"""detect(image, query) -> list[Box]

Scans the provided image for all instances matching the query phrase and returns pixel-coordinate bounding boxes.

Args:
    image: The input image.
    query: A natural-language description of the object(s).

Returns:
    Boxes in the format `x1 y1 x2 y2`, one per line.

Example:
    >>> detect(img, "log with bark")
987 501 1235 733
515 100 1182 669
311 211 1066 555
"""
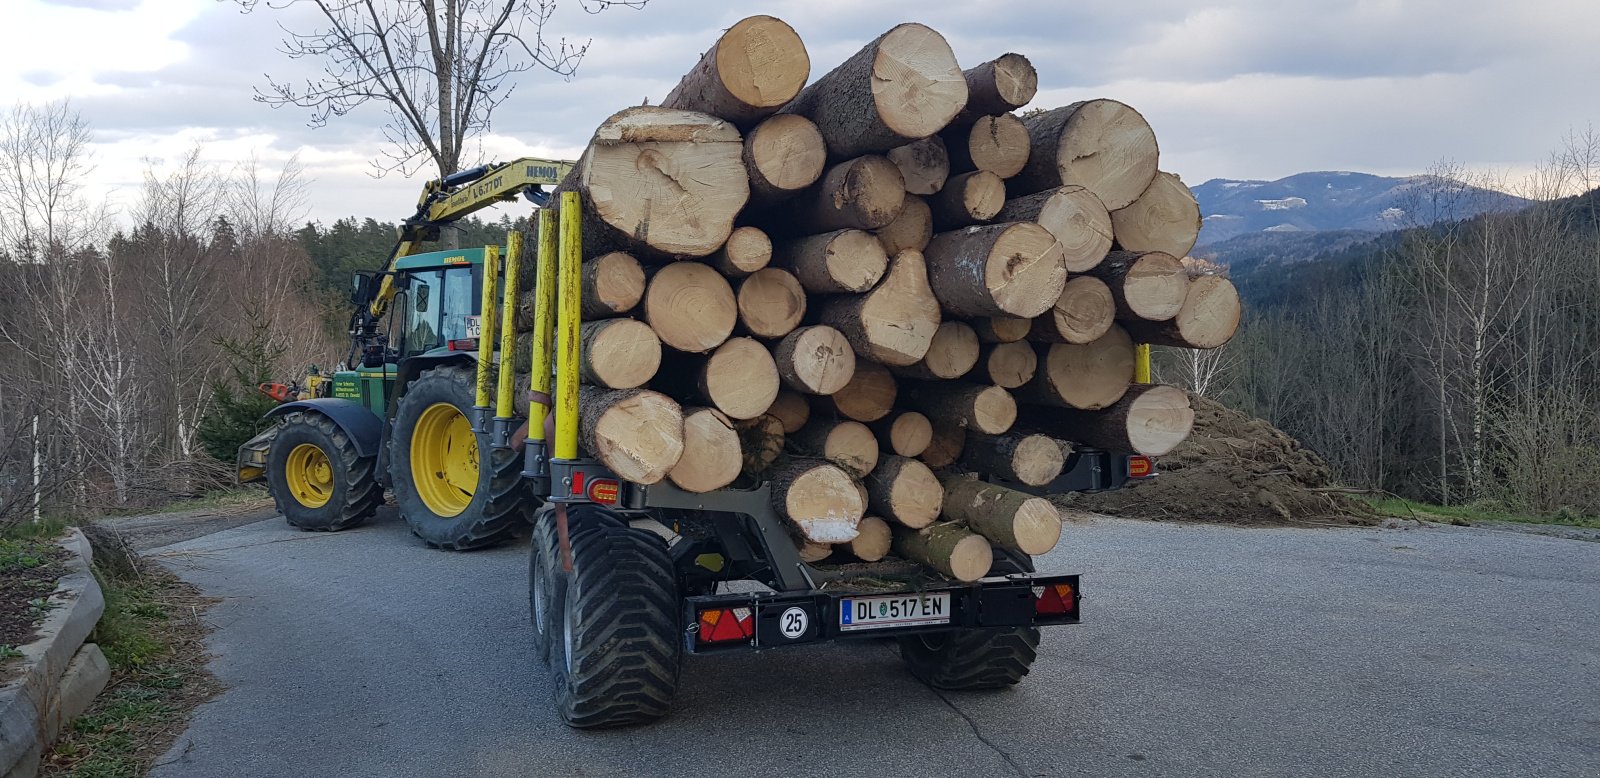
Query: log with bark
735 413 785 477
1050 383 1194 456
743 114 828 204
578 318 662 390
994 185 1113 273
893 523 992 582
1030 275 1116 345
1011 100 1159 210
710 226 773 278
928 171 1007 229
864 455 944 528
578 386 685 485
889 320 979 381
1121 274 1241 349
886 136 950 195
977 340 1037 389
1087 250 1189 323
951 53 1037 124
957 431 1065 487
795 155 907 233
817 250 941 367
580 251 647 319
780 23 967 159
919 419 966 469
774 325 856 395
769 456 867 543
938 475 1062 555
660 15 810 126
849 516 892 561
873 195 932 255
1019 325 1135 410
643 260 738 353
1111 171 1200 258
870 410 933 458
669 407 742 493
772 228 888 294
736 267 806 339
944 114 1029 178
767 390 811 433
924 222 1067 318
901 381 1017 435
791 419 880 476
661 336 780 420
973 316 1031 343
556 107 749 259
820 360 897 423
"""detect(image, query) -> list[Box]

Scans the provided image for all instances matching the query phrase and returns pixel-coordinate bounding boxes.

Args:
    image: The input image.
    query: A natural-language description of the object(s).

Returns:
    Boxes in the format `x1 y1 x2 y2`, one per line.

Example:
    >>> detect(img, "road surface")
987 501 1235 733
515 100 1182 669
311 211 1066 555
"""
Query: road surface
146 508 1599 777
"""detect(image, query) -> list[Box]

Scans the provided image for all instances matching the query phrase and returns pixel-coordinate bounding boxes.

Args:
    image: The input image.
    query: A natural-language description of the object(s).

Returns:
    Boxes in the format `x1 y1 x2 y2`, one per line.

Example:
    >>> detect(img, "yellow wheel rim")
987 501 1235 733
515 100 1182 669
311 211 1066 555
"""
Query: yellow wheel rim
411 402 480 518
285 443 334 509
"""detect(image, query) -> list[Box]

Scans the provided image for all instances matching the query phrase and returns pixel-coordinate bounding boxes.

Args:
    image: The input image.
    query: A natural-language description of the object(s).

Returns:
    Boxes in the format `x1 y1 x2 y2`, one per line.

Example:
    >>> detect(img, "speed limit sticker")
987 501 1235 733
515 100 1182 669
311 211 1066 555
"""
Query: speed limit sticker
779 607 808 639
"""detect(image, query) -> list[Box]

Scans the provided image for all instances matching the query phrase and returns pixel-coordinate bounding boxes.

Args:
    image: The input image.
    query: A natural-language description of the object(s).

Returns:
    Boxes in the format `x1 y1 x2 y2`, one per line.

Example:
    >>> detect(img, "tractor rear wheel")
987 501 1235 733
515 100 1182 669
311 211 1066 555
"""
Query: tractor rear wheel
389 365 533 550
897 551 1040 690
529 503 627 664
266 412 382 532
553 523 682 728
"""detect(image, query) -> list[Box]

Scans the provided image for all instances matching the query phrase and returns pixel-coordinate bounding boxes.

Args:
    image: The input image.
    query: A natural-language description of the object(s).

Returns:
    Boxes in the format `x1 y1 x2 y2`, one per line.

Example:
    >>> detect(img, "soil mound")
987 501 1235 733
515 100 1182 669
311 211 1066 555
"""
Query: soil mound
1064 394 1378 525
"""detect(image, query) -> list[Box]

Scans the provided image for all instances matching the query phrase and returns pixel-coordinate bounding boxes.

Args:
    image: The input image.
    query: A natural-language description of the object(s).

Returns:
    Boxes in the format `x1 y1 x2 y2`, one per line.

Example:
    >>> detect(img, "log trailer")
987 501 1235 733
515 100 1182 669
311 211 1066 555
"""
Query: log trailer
238 173 1152 728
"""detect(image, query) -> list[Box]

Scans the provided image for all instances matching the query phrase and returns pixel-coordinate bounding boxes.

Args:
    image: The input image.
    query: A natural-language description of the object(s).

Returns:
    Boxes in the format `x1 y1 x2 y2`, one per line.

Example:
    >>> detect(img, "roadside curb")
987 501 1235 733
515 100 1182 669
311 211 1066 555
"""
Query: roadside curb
0 529 110 778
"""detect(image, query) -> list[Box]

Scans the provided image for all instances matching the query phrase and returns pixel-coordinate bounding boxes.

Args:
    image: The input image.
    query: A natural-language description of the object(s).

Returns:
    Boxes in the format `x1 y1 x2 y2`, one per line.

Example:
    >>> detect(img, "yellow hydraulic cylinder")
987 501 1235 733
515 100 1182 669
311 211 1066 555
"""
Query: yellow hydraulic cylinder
527 209 557 442
475 245 501 411
1135 343 1152 384
495 230 523 420
554 191 582 460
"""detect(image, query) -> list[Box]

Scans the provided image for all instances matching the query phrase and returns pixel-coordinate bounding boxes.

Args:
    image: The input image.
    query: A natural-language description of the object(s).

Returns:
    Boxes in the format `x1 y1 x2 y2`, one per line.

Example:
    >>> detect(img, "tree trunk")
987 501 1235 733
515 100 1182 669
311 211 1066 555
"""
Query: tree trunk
889 320 979 380
774 325 856 395
973 317 1031 343
900 381 1016 435
736 267 806 339
944 114 1029 178
864 455 944 528
709 226 773 278
743 114 828 204
873 195 932 255
977 341 1037 388
927 171 1007 230
771 229 888 294
1018 326 1135 410
578 318 662 390
669 407 742 493
1087 251 1188 322
849 516 892 561
893 523 991 581
886 136 950 195
766 390 810 433
791 418 880 476
795 156 907 233
643 261 738 353
1049 383 1194 456
555 107 749 258
779 23 967 159
870 410 932 457
994 185 1113 272
819 360 897 422
937 474 1061 555
769 456 866 542
580 251 646 319
1011 100 1159 210
661 15 810 126
1030 275 1115 344
694 337 781 419
1110 171 1201 258
817 250 941 367
924 222 1066 318
920 419 966 469
1121 274 1241 349
578 386 685 485
958 432 1066 487
950 53 1038 124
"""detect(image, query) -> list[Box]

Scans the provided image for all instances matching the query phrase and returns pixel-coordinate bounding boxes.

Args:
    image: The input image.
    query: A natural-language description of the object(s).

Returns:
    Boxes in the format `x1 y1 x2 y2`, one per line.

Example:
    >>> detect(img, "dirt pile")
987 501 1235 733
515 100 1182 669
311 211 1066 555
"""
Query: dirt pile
1064 394 1378 525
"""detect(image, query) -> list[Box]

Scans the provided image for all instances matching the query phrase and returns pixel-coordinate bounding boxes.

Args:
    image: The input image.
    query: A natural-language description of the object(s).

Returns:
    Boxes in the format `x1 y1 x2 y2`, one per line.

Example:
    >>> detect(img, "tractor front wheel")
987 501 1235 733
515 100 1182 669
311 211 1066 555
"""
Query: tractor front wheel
266 412 382 532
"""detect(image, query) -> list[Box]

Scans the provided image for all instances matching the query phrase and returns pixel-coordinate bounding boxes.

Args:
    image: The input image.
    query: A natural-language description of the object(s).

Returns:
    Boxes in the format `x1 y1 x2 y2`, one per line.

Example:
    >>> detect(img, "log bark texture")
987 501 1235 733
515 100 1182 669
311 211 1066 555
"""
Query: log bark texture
924 222 1066 318
944 114 1030 178
938 475 1062 555
772 229 888 294
958 431 1065 487
735 413 785 477
901 381 1017 435
995 185 1113 272
796 155 907 233
1011 100 1159 210
660 15 810 126
865 455 944 528
951 53 1037 124
1087 251 1189 323
928 171 1007 229
919 420 965 469
578 386 685 485
817 250 941 367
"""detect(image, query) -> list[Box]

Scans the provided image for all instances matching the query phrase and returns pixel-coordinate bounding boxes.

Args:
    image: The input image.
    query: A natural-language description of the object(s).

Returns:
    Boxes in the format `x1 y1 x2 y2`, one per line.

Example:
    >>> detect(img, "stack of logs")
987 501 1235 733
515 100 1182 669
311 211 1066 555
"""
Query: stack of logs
521 16 1240 582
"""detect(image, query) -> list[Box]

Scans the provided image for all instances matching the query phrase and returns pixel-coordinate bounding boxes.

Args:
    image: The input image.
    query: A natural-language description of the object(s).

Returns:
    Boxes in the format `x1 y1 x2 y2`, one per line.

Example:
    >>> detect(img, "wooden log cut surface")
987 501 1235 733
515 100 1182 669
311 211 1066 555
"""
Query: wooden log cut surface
1054 383 1195 456
928 170 1007 229
792 419 880 476
850 516 892 561
767 390 811 433
1031 275 1116 345
890 320 979 380
995 185 1114 273
643 261 737 352
773 229 888 294
1111 171 1201 258
873 195 932 255
817 250 941 367
660 15 810 125
1090 251 1188 322
919 419 965 469
893 523 991 582
945 114 1030 178
902 382 1017 435
710 225 773 277
953 53 1038 122
824 360 897 422
1014 100 1159 210
887 136 950 195
1122 274 1241 349
925 221 1068 318
1024 325 1135 410
775 325 856 395
736 267 806 339
938 475 1062 555
769 457 866 543
578 386 685 485
743 114 828 203
959 431 1064 487
973 317 1031 343
800 155 907 232
872 410 932 457
669 407 742 493
865 455 944 528
578 318 662 389
979 340 1037 388
699 337 781 419
580 251 647 318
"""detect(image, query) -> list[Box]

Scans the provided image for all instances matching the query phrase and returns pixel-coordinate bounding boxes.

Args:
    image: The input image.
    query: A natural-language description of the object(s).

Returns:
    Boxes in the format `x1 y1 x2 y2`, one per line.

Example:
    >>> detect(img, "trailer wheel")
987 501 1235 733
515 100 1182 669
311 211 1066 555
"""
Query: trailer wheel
528 504 627 664
553 523 682 728
266 412 382 532
898 552 1039 690
389 365 533 550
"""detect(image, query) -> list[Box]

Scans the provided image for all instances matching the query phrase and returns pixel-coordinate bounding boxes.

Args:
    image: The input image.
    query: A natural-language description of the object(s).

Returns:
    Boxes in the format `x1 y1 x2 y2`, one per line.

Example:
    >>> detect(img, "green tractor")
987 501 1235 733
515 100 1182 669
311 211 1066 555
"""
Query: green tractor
237 158 571 549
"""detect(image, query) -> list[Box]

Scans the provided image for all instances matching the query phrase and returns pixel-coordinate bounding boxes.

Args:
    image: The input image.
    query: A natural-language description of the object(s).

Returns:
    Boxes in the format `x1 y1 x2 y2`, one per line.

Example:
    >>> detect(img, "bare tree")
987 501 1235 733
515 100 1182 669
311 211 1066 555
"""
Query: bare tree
237 0 648 178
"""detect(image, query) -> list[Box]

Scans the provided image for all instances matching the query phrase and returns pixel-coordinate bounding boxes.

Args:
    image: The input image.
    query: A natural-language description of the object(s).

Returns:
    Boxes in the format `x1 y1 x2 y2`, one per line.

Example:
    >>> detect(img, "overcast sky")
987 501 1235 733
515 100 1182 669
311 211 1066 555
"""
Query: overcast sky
6 0 1598 225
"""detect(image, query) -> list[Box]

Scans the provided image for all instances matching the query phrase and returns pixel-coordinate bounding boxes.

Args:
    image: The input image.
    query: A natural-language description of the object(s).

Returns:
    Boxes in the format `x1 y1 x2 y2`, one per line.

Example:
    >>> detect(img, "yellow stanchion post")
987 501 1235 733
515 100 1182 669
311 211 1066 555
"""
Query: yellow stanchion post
474 244 501 431
1135 343 1152 384
554 192 581 461
528 210 557 444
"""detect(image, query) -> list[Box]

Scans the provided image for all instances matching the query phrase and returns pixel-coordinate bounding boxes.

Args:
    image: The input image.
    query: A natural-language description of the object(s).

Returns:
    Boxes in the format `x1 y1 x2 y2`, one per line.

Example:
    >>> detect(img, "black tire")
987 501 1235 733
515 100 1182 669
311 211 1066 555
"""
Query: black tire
897 551 1040 690
529 504 627 665
266 412 382 532
389 365 533 550
554 524 682 728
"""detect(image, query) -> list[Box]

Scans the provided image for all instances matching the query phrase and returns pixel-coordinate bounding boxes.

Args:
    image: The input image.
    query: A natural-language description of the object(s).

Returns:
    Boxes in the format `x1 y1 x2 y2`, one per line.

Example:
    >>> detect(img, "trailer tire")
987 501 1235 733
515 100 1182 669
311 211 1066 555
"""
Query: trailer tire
897 552 1039 690
529 504 627 665
267 412 382 532
554 524 682 728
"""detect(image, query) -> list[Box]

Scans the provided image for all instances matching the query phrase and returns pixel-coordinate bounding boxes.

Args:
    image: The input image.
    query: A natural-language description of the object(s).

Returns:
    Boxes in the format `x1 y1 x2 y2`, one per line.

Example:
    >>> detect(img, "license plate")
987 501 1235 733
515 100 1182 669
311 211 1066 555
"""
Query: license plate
838 593 950 632
465 315 481 338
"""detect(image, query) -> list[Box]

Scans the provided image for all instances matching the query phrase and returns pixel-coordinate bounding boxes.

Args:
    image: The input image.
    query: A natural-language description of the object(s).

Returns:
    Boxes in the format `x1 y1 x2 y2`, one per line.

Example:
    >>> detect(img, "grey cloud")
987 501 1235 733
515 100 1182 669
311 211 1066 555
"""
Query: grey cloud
40 0 140 9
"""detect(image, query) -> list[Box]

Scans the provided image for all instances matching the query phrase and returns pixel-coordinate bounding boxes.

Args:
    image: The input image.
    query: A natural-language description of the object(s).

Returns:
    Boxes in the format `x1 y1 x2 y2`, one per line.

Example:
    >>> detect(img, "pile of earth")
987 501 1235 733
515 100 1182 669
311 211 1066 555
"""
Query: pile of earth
1061 394 1379 526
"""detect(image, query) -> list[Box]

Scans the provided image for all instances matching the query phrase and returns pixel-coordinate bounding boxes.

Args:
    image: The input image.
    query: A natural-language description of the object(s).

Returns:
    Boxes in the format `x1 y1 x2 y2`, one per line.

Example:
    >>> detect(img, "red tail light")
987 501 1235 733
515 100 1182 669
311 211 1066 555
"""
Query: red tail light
586 478 620 504
447 338 479 351
1033 583 1077 616
1127 456 1153 478
696 607 754 645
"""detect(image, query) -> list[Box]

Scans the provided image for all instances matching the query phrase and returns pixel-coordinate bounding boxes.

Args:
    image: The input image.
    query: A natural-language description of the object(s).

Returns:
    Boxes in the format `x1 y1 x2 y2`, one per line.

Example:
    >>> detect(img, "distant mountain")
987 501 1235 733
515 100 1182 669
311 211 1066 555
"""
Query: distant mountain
1193 171 1529 246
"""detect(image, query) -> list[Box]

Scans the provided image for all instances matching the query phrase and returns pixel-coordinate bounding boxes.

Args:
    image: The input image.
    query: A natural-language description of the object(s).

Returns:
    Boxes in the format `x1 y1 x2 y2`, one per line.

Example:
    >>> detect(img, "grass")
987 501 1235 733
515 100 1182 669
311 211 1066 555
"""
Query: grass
98 487 269 519
1 520 70 663
1364 496 1600 530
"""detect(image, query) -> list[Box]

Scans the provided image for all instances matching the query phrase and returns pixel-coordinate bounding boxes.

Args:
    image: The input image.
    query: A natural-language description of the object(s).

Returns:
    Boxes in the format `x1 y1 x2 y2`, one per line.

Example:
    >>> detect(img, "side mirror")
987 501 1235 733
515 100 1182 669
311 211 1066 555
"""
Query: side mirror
350 272 376 306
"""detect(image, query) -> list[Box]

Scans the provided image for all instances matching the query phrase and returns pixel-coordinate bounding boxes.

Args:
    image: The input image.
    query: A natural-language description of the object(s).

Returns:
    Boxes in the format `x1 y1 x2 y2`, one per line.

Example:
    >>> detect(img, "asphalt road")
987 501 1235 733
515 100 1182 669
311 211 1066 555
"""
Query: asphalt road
146 508 1599 778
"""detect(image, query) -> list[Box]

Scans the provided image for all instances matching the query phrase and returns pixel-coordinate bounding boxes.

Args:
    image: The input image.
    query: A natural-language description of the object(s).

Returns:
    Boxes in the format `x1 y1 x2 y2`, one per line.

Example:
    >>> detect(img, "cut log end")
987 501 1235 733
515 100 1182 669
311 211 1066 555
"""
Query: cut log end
803 155 907 232
1094 251 1188 322
581 252 647 318
775 229 888 294
771 458 866 543
1027 325 1136 410
1126 274 1241 349
826 360 897 422
869 24 968 141
958 53 1038 120
644 261 737 352
579 318 662 389
661 15 809 124
1025 99 1159 210
669 407 742 493
975 317 1031 343
850 516 892 561
953 114 1030 179
930 170 1006 229
701 337 781 420
819 250 940 367
745 114 828 201
875 410 933 457
767 390 811 433
893 320 979 380
981 341 1037 388
579 387 685 485
1034 275 1115 345
1112 171 1201 258
997 186 1114 273
713 226 774 277
867 456 944 528
1123 384 1195 456
776 325 857 395
970 385 1019 435
737 267 806 339
874 195 932 255
894 524 992 582
925 221 1067 319
887 136 950 196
